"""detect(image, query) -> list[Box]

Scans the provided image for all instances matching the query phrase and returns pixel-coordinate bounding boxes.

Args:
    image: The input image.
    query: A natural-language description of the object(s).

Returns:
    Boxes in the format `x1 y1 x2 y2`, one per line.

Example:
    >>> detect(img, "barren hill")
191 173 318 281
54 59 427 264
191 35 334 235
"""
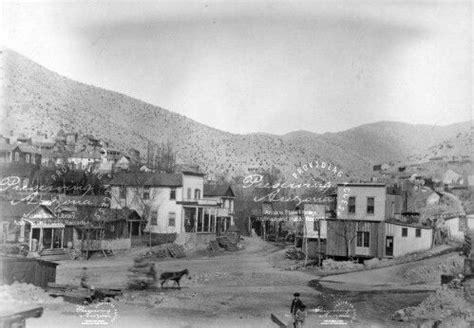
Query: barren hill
1 49 471 180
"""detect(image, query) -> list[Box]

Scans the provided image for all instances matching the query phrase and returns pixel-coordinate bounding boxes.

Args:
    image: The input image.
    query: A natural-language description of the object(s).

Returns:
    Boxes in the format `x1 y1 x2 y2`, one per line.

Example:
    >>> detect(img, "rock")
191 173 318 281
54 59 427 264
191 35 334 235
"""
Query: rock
416 319 440 328
364 258 380 268
392 309 408 322
438 317 469 328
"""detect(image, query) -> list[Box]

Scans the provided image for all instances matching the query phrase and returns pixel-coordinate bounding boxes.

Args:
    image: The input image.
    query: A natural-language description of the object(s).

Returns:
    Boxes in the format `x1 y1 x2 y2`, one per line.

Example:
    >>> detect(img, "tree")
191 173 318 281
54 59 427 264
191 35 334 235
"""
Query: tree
327 219 358 259
109 171 161 248
146 141 176 173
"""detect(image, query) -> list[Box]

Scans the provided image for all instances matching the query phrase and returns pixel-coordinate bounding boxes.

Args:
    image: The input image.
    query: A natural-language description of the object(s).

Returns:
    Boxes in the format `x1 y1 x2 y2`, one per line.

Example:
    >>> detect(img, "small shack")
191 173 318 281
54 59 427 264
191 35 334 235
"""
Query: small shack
0 257 58 288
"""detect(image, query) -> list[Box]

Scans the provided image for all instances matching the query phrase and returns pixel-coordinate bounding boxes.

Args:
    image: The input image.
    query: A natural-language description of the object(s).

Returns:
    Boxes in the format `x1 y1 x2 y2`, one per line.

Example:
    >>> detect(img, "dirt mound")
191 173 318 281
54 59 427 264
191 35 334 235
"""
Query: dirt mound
0 282 64 310
322 259 363 271
394 286 472 324
397 254 463 284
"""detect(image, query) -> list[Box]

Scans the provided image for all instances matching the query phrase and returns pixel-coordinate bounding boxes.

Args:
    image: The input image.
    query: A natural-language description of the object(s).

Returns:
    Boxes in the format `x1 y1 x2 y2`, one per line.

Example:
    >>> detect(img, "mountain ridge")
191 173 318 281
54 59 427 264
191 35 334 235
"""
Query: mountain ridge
2 48 471 180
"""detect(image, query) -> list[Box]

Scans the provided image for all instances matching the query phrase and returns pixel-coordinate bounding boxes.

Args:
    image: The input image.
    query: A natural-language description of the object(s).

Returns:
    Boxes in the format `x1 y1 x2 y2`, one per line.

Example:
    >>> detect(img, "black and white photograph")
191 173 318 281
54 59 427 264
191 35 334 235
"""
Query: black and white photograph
0 1 473 327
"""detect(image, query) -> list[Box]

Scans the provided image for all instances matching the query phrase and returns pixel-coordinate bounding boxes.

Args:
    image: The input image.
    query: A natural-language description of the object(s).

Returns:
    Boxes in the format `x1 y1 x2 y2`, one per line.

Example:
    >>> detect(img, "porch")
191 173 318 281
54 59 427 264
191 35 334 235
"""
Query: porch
183 206 231 235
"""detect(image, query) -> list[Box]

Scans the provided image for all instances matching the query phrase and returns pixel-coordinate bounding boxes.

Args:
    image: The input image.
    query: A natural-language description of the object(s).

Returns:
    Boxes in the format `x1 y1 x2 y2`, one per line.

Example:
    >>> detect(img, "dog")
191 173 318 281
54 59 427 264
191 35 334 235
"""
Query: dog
159 269 189 289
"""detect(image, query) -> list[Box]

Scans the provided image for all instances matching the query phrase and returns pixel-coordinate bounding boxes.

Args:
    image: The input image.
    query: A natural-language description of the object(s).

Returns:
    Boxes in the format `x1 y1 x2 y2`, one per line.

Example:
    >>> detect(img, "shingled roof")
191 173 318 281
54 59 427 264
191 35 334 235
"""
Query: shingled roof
109 172 182 187
203 184 235 198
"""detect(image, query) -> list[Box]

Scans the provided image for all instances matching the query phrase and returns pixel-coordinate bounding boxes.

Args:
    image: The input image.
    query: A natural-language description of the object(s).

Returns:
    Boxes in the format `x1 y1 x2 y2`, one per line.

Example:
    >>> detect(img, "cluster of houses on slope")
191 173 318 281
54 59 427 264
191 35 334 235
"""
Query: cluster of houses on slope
0 130 140 175
254 182 471 261
0 170 236 257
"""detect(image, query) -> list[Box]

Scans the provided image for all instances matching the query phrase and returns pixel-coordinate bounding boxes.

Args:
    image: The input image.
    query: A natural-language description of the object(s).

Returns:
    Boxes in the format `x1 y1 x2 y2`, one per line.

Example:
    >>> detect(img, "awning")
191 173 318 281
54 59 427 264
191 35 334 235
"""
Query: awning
22 219 65 228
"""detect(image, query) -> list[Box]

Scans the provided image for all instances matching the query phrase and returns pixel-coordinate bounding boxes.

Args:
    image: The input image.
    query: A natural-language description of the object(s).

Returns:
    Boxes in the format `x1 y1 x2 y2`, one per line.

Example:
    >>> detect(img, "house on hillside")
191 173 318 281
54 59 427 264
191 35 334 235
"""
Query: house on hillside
442 169 463 186
0 144 15 163
426 192 441 206
429 156 449 162
115 155 131 171
69 151 101 171
0 144 42 165
373 163 390 171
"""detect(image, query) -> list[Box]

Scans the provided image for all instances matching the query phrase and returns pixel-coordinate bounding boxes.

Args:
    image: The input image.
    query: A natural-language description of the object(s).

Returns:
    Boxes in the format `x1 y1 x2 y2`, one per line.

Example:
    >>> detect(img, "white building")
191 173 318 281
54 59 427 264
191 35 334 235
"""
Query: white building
384 221 432 257
109 171 234 241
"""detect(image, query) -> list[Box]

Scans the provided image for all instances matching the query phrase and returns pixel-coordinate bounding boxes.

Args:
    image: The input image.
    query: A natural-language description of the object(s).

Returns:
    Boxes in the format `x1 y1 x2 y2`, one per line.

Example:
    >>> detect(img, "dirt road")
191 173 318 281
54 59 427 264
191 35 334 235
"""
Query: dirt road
29 237 427 327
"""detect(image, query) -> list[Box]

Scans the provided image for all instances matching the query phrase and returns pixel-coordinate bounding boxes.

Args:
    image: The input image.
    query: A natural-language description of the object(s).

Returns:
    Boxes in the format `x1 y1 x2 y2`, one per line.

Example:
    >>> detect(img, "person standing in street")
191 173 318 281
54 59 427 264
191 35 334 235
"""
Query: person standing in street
295 304 307 327
290 292 303 328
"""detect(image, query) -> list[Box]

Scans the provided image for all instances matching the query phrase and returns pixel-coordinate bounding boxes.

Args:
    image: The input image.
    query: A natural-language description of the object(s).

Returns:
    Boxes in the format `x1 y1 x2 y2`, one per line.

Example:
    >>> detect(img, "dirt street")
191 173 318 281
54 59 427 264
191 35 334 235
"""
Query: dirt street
29 237 430 327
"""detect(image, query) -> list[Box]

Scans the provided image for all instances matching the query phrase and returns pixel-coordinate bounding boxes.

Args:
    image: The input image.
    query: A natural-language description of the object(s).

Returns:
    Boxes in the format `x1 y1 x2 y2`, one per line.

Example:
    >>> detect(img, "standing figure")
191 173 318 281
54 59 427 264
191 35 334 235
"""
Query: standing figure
290 292 303 328
295 304 307 327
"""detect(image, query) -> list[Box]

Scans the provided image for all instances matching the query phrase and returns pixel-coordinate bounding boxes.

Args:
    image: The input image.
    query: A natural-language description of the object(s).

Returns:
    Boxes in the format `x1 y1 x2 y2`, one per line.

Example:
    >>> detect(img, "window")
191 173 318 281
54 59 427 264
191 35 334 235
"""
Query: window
170 188 176 200
367 197 374 214
187 188 191 200
194 189 201 200
415 228 421 237
168 212 176 227
391 202 395 217
348 197 356 213
143 187 150 200
150 210 158 225
119 186 127 199
14 152 19 162
31 155 36 164
313 220 320 232
357 231 370 247
402 227 408 237
25 154 30 163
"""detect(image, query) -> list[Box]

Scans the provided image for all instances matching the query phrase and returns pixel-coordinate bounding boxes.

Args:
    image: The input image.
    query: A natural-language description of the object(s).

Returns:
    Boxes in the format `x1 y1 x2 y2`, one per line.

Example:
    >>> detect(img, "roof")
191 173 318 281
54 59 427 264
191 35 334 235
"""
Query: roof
0 144 15 152
385 219 432 230
71 151 101 159
203 184 235 198
14 144 41 155
75 207 137 223
109 172 182 187
337 183 386 187
0 201 39 222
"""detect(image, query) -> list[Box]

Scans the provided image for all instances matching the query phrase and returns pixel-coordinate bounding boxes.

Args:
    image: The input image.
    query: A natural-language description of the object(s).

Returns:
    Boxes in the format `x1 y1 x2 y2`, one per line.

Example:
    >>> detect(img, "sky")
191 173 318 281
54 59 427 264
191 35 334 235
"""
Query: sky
2 0 472 135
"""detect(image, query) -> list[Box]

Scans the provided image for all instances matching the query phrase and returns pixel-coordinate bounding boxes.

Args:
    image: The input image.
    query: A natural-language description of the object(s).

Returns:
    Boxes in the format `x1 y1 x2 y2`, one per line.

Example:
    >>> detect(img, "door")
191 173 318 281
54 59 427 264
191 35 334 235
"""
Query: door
385 236 394 257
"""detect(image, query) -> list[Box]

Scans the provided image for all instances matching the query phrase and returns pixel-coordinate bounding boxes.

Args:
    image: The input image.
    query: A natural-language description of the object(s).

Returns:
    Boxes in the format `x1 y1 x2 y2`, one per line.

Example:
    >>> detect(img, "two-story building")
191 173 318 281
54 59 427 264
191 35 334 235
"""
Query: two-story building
325 183 426 260
109 171 231 244
203 184 235 234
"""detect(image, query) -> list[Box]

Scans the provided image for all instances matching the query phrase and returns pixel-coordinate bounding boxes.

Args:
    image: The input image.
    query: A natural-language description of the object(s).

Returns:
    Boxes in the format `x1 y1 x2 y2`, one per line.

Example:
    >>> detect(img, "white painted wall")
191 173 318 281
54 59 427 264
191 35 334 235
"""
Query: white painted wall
337 185 386 221
146 188 183 234
443 217 464 242
110 185 184 234
182 174 204 201
467 215 474 229
385 223 432 257
303 204 327 239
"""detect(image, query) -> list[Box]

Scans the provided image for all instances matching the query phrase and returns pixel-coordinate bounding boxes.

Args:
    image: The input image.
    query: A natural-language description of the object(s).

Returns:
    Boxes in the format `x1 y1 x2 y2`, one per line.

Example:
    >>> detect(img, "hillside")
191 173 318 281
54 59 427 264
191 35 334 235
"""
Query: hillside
1 48 471 181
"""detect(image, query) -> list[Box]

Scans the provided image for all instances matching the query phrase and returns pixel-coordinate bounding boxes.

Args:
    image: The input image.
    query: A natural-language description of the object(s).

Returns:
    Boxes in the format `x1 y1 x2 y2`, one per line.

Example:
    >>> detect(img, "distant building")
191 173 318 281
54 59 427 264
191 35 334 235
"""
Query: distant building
426 192 441 206
69 151 101 171
0 144 42 165
442 169 463 186
373 163 390 171
115 155 131 171
429 156 449 162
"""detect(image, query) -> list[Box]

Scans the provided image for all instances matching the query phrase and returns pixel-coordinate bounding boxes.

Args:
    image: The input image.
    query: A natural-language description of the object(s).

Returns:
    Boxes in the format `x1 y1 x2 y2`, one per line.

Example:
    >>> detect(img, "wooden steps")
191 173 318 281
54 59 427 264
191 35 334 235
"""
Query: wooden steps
39 248 70 261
